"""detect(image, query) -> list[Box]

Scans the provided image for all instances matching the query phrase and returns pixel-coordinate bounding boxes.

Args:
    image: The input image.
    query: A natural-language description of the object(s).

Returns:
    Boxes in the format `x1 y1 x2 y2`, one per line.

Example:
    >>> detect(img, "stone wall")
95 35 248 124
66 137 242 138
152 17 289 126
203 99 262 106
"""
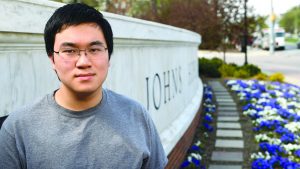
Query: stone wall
0 0 202 155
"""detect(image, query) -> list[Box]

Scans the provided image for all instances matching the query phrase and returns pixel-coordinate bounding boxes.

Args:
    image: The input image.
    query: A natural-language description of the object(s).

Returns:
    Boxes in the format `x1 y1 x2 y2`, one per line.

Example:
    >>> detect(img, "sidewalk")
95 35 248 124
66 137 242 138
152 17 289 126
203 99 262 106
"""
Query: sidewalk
207 80 245 169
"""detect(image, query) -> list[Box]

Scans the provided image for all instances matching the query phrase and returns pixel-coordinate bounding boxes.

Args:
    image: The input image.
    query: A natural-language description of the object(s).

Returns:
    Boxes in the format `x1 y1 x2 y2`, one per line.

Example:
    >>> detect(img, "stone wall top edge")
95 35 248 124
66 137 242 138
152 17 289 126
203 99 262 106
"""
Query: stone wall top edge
1 0 201 44
15 0 64 8
103 11 200 36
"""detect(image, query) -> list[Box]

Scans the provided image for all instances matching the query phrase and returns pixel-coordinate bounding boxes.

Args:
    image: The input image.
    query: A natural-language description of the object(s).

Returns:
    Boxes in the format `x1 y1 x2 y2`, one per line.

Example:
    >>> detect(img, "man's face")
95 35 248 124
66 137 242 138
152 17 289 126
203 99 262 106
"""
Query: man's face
51 23 109 95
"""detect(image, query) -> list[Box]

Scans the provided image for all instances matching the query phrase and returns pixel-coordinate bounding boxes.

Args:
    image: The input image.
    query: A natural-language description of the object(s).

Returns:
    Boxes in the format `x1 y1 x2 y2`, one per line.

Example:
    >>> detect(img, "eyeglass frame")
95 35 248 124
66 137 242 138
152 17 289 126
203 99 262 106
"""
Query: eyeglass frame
53 41 108 61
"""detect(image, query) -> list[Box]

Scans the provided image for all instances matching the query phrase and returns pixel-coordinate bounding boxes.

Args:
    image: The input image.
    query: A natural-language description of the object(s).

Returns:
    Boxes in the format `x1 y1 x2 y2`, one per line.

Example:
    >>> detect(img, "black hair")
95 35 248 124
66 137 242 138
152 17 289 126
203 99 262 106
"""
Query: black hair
44 3 113 59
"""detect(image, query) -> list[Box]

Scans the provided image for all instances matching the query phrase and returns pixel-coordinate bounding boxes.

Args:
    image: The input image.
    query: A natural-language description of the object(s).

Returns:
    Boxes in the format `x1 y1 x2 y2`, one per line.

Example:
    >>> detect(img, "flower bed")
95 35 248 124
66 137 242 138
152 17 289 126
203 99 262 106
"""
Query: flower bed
226 79 300 169
180 84 216 169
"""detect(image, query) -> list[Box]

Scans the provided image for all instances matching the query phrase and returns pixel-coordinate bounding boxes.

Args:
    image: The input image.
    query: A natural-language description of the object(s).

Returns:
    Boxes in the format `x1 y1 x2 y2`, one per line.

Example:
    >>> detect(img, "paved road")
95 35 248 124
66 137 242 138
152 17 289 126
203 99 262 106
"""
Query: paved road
199 44 300 86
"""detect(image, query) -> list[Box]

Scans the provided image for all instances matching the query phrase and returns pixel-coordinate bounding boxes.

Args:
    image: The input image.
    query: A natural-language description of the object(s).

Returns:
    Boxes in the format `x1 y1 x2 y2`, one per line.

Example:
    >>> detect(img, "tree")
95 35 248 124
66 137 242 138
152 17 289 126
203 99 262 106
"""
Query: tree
138 0 223 49
280 6 300 35
53 0 99 6
145 0 247 50
51 0 262 50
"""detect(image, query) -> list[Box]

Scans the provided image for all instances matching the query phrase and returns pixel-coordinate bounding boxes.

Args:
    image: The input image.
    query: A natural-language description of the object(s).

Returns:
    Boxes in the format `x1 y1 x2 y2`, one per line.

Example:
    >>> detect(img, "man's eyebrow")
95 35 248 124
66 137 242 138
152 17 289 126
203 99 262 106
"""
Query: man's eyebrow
89 41 105 46
60 42 77 47
59 41 105 47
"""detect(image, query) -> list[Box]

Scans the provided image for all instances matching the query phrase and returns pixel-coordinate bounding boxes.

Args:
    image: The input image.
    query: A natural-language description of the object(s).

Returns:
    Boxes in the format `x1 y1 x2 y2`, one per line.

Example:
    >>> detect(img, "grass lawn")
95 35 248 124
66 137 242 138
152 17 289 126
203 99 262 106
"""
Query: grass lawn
285 37 299 44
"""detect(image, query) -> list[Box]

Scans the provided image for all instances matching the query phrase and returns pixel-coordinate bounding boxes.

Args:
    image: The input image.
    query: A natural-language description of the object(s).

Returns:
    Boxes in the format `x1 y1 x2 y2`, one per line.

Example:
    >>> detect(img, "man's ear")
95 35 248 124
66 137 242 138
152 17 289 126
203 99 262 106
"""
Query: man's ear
49 55 55 70
49 55 61 81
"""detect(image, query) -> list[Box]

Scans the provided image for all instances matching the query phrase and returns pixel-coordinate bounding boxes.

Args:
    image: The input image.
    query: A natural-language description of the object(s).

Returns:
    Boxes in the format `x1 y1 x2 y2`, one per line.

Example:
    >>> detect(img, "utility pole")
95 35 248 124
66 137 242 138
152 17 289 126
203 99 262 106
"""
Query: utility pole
243 0 248 65
295 5 299 36
269 0 275 54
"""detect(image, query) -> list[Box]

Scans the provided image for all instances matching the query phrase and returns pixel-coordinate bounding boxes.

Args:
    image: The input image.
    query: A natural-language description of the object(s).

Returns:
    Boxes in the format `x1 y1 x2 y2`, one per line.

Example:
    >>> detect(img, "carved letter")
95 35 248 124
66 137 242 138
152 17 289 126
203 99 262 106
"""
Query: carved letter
172 68 178 98
178 66 182 93
163 70 170 104
153 73 161 110
145 77 150 110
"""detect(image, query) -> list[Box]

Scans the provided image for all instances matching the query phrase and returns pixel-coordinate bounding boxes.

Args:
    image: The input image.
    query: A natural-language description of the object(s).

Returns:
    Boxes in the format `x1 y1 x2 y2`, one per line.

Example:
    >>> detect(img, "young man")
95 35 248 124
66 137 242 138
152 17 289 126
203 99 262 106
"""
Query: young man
0 3 167 169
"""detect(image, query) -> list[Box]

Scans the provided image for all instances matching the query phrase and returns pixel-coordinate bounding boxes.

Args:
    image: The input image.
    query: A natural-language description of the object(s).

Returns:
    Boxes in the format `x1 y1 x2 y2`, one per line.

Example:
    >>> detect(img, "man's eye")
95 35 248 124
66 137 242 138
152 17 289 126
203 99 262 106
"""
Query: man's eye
89 48 102 53
62 49 77 54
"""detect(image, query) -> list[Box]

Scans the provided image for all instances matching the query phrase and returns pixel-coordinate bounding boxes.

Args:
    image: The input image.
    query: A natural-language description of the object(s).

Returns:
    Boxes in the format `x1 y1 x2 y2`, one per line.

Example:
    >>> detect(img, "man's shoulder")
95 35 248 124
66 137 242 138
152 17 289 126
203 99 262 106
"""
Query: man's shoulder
105 89 144 109
3 94 50 129
12 95 49 117
104 89 149 118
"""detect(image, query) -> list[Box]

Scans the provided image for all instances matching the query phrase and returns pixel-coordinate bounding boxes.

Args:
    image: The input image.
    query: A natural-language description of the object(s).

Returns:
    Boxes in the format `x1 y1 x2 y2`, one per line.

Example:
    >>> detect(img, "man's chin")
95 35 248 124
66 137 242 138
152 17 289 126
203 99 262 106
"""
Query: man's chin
74 88 102 98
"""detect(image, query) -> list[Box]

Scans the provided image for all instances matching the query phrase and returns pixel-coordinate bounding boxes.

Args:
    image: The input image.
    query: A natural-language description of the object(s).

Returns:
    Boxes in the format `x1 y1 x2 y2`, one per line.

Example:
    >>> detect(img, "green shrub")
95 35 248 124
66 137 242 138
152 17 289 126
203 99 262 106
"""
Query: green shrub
199 57 223 77
234 69 250 78
218 64 237 77
198 57 263 79
240 64 261 77
254 73 268 81
269 73 285 82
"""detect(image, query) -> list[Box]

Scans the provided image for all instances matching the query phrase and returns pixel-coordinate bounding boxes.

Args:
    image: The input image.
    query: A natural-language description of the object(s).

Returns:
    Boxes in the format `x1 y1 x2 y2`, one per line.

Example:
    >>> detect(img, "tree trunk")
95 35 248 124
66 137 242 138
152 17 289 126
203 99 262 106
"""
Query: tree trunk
151 0 157 20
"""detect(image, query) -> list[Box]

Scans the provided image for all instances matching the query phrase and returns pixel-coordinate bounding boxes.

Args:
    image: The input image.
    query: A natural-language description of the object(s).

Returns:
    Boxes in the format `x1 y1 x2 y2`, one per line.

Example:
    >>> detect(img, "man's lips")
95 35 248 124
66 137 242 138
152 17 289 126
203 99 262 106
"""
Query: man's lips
75 73 95 77
75 73 95 80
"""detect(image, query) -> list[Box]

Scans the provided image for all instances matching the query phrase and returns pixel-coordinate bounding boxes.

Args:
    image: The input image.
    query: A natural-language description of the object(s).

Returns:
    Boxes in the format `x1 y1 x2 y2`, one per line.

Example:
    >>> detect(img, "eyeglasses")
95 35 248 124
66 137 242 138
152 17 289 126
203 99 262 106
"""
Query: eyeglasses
53 45 108 61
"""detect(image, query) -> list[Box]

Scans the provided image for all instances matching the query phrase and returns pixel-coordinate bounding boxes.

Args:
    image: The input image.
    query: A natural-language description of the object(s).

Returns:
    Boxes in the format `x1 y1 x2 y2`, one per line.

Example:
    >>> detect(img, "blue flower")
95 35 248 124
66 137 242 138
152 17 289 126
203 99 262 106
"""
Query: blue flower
280 133 296 143
204 114 213 123
283 92 294 99
240 81 249 88
249 113 262 120
287 104 295 109
180 160 190 168
204 107 216 113
277 108 292 119
190 145 200 152
243 103 255 111
294 149 300 158
256 120 284 131
268 90 276 97
278 156 300 169
252 91 262 99
259 143 285 156
275 126 290 135
191 157 200 167
203 122 213 132
293 115 300 122
252 158 272 169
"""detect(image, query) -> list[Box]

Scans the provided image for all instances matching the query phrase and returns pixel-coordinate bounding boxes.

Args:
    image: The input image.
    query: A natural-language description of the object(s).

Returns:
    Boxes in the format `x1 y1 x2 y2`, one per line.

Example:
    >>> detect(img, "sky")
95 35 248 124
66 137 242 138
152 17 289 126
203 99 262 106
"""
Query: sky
248 0 300 16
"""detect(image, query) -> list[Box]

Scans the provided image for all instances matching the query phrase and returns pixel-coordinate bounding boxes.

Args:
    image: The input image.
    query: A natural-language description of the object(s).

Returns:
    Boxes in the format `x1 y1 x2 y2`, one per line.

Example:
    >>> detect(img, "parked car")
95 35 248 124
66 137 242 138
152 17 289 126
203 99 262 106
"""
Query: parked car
252 37 262 48
297 41 300 49
261 28 286 50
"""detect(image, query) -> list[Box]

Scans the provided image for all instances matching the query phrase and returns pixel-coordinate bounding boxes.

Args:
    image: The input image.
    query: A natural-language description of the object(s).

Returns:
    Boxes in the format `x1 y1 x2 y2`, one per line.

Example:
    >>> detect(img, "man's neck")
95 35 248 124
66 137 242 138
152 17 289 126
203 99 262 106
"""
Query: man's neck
54 87 103 111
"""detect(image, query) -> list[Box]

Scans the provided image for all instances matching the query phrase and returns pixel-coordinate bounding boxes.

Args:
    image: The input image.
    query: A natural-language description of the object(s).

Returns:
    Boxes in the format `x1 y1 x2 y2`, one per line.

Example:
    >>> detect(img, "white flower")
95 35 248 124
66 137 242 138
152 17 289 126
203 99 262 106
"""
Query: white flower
195 140 201 146
255 115 285 124
285 122 300 133
243 109 257 116
265 151 271 160
261 93 271 99
276 97 288 108
231 85 243 91
191 153 202 160
274 90 283 97
255 134 282 145
257 98 269 104
203 103 216 108
226 80 237 85
282 143 300 152
251 151 270 160
255 134 269 142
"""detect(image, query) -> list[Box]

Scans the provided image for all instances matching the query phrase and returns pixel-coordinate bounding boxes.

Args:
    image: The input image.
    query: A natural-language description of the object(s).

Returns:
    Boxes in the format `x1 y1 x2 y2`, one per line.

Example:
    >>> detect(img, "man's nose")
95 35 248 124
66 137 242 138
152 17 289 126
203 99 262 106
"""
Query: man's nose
76 50 92 68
